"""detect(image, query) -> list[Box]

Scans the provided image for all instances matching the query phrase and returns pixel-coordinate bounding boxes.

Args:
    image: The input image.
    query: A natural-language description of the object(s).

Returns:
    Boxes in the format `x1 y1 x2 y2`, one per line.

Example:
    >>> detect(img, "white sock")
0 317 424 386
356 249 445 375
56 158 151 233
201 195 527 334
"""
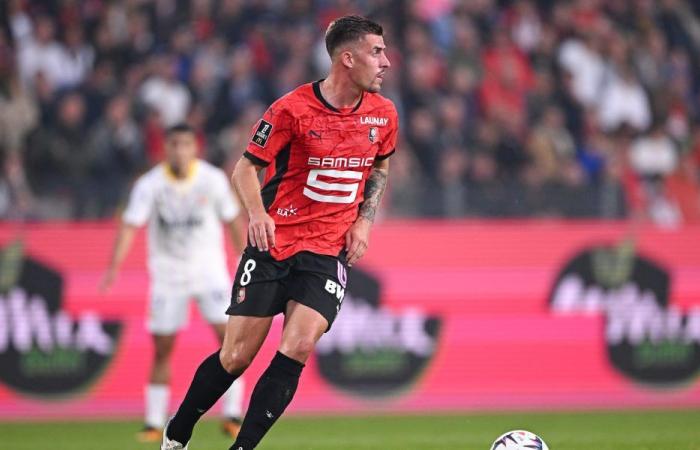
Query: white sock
222 378 244 419
145 384 170 428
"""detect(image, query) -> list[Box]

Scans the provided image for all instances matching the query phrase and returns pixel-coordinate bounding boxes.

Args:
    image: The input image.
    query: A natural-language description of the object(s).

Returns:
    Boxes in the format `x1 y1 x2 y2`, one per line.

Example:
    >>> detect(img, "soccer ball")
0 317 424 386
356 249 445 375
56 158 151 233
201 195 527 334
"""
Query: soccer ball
490 430 549 450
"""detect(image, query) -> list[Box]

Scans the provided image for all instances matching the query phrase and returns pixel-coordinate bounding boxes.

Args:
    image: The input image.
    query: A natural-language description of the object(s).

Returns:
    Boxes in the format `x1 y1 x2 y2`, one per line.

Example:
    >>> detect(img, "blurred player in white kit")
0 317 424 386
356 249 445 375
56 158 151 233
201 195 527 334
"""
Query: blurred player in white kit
101 123 247 442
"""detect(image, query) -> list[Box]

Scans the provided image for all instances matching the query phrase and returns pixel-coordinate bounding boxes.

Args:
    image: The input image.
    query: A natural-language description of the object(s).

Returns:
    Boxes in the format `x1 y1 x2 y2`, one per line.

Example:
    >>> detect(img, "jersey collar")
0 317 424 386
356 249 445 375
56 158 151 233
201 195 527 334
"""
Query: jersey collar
163 160 199 183
312 79 364 113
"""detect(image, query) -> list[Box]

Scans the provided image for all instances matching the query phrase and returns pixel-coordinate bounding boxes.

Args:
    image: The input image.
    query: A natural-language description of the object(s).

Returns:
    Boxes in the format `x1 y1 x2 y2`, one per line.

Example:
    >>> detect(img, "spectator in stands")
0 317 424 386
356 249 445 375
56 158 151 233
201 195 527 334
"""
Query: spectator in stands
597 63 652 133
0 41 38 163
629 121 681 226
15 14 65 90
25 92 94 218
629 122 679 185
60 25 95 89
2 0 700 222
139 54 191 128
526 105 576 183
89 95 144 217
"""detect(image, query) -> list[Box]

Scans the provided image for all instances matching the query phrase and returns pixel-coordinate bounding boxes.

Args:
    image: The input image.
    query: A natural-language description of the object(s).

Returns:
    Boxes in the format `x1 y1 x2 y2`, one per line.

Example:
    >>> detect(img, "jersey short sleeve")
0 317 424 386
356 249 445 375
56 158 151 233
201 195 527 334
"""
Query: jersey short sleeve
376 104 399 160
244 100 295 166
214 170 240 221
123 175 154 226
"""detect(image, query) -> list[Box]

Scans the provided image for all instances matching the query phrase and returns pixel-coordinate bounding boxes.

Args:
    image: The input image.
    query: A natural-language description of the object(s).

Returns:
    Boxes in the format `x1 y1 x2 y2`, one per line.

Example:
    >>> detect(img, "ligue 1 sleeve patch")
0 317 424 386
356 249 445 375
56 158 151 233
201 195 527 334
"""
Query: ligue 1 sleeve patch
251 119 273 147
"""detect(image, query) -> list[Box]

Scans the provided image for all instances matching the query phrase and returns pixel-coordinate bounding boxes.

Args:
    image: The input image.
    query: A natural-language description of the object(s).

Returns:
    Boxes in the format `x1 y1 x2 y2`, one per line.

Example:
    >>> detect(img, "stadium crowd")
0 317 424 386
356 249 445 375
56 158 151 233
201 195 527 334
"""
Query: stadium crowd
1 0 700 224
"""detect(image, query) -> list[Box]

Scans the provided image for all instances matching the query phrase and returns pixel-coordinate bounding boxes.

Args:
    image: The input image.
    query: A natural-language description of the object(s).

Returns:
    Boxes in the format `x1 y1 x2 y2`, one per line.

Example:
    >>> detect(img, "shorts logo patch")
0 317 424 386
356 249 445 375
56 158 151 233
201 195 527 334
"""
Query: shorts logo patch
337 261 347 288
236 287 246 304
251 120 273 147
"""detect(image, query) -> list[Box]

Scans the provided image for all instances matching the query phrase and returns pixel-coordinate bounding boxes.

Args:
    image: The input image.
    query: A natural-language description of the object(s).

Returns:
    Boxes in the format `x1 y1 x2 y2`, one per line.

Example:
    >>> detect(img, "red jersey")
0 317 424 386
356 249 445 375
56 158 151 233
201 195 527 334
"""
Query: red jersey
244 81 399 261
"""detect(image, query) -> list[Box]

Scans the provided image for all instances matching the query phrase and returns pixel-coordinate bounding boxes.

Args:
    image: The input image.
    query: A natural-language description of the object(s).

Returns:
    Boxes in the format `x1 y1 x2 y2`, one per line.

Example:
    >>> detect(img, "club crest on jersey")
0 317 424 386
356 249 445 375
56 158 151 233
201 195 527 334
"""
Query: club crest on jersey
236 287 246 304
368 127 378 143
251 120 273 147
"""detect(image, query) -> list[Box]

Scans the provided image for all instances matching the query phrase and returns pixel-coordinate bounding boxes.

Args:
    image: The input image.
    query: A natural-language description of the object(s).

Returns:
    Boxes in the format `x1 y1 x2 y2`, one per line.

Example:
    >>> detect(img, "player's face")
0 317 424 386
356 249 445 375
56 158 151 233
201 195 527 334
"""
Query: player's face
351 34 390 93
165 132 197 175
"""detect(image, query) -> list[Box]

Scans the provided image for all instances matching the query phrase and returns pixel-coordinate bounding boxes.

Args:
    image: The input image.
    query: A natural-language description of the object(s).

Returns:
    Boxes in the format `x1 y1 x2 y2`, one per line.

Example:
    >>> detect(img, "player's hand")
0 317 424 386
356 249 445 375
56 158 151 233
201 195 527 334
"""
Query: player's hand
249 210 276 251
345 217 372 267
99 268 117 294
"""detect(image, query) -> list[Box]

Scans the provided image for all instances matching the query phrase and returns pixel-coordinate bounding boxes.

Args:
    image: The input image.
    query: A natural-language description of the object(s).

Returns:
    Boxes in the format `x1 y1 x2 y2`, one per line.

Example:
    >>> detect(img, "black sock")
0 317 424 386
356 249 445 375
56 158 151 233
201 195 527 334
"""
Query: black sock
167 350 238 444
229 351 304 450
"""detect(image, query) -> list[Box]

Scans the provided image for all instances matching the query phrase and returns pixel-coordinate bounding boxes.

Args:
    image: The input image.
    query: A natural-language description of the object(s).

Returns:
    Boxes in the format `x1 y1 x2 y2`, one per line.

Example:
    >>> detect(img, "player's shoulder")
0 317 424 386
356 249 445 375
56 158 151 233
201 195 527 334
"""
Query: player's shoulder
196 158 219 173
362 92 398 117
359 92 399 130
134 164 165 186
196 159 228 181
268 82 316 115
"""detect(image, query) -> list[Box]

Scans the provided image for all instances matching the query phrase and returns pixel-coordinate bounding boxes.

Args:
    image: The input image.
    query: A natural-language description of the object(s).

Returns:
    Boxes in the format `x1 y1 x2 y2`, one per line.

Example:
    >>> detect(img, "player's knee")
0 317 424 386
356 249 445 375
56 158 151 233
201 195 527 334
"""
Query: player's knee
279 336 317 363
219 348 252 375
154 344 174 363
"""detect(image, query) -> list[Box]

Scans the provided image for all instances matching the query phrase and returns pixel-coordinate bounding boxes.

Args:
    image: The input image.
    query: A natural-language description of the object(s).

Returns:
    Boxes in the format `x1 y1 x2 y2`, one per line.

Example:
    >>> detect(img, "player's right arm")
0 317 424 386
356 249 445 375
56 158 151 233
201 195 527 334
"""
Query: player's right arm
100 222 138 292
100 174 153 292
233 101 295 252
232 157 275 252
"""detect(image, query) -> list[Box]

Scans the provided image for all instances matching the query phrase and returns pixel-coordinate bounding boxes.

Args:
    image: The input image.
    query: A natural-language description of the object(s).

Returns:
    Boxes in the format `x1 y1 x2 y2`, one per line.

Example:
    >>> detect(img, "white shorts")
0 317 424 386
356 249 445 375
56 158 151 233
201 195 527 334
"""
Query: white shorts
147 282 230 335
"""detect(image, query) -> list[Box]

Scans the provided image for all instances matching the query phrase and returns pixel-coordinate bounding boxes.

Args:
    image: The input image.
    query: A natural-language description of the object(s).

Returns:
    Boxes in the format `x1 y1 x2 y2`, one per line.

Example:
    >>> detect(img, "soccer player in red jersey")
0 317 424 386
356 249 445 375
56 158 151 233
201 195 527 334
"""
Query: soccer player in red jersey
162 15 397 450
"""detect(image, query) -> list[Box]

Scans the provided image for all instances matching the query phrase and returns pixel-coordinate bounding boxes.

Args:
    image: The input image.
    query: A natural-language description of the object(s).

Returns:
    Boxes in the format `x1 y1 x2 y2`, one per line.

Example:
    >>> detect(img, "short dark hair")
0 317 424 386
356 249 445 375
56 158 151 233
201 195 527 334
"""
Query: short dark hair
166 123 195 136
325 15 383 57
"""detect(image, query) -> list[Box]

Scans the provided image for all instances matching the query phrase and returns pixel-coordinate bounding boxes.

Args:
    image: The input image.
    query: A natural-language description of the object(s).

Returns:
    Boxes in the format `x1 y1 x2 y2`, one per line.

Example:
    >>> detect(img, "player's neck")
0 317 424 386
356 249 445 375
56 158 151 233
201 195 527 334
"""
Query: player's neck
319 75 363 111
165 160 197 181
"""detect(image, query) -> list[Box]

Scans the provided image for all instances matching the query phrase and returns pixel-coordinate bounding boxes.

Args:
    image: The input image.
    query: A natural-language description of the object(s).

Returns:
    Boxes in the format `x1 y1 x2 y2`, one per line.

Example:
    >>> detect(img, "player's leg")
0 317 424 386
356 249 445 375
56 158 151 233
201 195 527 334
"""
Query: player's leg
198 287 246 437
212 322 245 438
141 285 189 442
230 252 347 449
230 301 328 450
165 314 272 447
138 333 176 442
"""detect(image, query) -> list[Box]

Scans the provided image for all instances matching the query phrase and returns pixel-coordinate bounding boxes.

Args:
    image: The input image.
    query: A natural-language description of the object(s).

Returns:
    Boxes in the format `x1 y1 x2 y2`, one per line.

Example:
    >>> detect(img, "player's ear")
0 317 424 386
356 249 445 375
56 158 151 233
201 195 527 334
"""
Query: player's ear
340 49 354 69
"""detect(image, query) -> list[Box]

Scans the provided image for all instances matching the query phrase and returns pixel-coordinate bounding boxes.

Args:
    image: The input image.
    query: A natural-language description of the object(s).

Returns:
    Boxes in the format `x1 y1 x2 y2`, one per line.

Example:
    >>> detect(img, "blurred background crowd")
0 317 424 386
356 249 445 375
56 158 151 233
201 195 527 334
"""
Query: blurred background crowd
1 0 700 224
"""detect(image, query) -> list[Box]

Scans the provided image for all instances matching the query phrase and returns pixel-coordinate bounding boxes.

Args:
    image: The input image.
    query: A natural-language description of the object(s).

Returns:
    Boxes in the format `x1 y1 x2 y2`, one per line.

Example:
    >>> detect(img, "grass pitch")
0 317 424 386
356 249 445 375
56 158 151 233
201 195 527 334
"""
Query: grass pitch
2 409 699 450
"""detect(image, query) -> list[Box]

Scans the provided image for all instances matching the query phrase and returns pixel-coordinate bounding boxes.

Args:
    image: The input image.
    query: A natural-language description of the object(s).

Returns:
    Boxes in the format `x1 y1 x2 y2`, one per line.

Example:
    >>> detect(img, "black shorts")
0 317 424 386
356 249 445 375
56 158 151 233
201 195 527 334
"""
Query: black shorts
226 247 349 331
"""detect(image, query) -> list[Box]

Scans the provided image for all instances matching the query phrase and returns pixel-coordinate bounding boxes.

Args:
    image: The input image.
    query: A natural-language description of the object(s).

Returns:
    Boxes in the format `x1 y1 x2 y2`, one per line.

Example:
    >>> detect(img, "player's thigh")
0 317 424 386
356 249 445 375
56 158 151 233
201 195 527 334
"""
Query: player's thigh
227 247 289 319
152 333 177 362
279 301 328 363
195 286 230 329
148 282 190 335
219 315 273 373
286 252 348 332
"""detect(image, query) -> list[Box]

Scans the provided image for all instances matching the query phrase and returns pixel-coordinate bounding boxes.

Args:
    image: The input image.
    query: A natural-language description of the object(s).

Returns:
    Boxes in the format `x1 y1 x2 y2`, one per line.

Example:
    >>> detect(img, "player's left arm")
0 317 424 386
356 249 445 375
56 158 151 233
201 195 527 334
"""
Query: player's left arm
219 177 248 255
225 214 247 255
345 157 390 266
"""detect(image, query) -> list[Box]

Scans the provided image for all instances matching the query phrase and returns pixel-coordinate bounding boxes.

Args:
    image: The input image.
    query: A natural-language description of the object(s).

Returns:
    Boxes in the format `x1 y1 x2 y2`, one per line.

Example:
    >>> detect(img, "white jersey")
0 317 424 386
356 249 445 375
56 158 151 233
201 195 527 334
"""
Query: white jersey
123 160 239 288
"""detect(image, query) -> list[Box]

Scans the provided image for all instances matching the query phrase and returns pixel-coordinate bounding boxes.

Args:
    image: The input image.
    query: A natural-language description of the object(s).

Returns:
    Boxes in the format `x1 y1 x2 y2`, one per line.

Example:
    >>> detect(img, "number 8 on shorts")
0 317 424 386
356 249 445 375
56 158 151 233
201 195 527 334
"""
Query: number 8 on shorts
240 259 256 286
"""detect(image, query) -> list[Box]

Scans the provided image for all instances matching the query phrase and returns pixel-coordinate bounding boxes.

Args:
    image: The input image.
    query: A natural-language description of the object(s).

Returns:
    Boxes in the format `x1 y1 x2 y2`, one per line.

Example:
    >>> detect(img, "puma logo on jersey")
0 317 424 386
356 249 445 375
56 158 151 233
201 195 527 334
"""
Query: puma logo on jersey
360 116 388 126
308 156 374 168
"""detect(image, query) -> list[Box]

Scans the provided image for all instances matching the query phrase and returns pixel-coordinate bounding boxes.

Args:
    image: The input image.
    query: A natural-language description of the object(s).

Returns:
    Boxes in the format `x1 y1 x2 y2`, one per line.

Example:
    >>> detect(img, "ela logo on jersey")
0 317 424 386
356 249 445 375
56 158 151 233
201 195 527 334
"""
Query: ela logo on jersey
251 120 273 147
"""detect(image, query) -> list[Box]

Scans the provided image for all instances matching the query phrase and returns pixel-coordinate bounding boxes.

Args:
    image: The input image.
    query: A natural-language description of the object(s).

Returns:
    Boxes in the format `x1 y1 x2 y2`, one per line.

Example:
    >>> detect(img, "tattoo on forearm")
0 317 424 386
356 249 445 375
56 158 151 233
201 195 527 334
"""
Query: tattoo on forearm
359 168 388 222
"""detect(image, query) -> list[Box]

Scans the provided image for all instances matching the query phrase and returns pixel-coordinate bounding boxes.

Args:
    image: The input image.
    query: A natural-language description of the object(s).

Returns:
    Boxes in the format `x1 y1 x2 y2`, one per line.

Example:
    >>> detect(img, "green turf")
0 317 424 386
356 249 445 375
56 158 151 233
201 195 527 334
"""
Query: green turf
2 410 699 450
